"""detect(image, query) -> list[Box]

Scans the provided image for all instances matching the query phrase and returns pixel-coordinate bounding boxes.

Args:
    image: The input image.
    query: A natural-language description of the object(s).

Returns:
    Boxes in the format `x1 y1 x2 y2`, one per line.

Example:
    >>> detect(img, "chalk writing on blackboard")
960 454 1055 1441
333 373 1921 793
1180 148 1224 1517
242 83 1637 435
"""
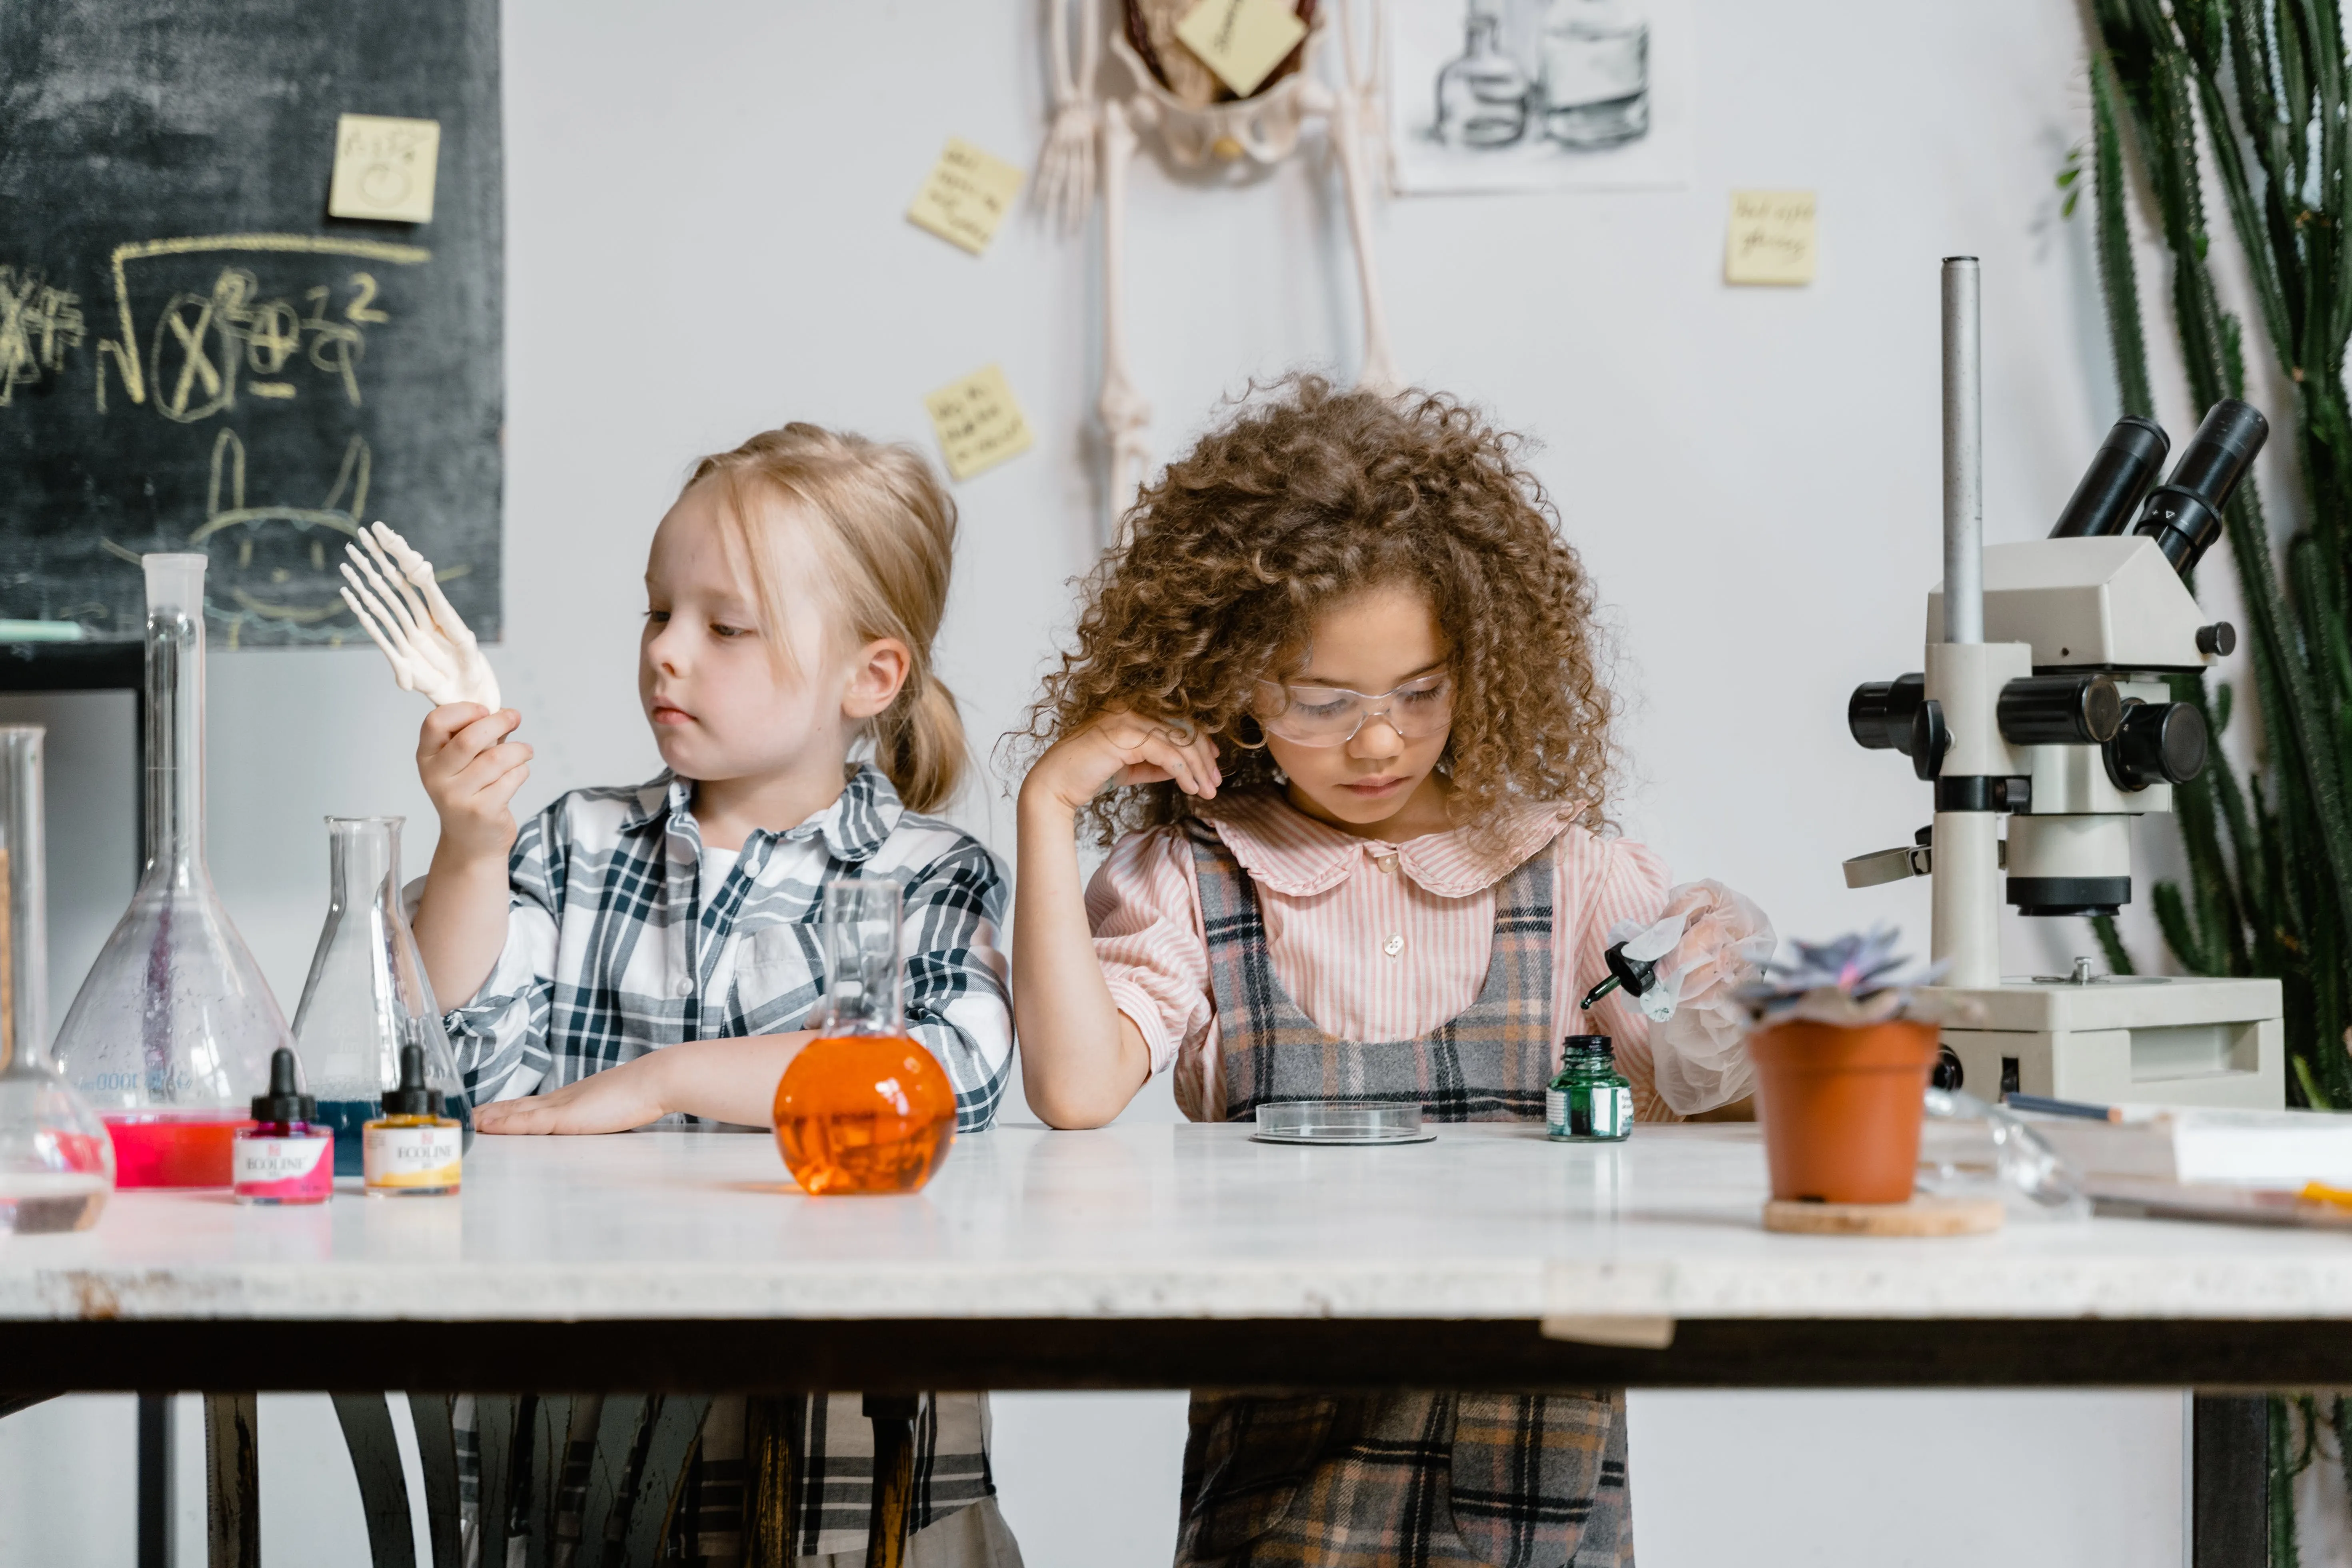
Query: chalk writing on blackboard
86 234 431 414
0 268 88 405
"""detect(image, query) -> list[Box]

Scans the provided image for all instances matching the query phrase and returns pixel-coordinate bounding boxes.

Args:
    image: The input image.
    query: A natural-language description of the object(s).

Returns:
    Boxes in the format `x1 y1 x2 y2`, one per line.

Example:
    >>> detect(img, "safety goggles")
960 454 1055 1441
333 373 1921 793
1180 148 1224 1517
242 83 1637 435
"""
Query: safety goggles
1251 672 1455 747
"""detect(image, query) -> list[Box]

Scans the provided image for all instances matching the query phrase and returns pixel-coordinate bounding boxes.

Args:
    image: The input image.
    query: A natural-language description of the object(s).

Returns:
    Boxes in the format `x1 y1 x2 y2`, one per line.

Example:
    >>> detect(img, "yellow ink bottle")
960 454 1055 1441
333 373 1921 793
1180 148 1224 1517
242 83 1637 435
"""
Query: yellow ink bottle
362 1043 462 1197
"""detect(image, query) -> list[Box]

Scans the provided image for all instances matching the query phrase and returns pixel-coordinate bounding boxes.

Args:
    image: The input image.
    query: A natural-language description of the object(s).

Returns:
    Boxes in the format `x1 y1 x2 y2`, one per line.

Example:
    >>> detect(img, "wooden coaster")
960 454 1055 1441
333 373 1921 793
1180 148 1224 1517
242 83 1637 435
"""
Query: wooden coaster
1763 1196 2004 1236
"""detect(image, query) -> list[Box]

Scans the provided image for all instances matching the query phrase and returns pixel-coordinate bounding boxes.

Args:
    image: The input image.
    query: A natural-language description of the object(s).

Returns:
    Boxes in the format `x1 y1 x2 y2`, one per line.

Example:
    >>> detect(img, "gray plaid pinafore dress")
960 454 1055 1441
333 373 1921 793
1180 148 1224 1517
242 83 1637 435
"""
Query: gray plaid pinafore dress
1178 818 1633 1568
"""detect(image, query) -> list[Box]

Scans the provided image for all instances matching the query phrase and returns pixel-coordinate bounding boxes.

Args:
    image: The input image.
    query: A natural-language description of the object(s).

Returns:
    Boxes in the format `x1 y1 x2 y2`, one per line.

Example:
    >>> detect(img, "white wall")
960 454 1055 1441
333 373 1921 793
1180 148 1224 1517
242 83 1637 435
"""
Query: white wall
2 1 2206 1562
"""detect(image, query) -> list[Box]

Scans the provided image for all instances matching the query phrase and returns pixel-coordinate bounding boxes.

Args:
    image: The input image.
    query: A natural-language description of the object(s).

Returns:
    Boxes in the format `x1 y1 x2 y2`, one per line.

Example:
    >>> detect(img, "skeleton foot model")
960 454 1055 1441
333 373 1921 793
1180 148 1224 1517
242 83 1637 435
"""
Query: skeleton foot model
339 521 501 711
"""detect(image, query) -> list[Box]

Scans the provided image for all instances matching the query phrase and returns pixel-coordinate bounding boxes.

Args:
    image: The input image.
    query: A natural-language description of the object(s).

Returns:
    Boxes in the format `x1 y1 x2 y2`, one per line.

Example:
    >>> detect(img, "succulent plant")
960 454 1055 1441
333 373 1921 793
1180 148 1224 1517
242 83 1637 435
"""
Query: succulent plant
1735 926 1944 1028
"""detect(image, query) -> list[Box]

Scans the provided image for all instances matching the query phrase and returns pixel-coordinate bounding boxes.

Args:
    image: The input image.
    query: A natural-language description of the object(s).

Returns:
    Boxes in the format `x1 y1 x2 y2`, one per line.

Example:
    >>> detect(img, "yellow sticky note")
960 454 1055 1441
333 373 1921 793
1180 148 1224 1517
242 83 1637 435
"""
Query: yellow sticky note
328 114 442 224
1174 0 1308 98
907 138 1026 256
1725 190 1817 286
924 365 1034 481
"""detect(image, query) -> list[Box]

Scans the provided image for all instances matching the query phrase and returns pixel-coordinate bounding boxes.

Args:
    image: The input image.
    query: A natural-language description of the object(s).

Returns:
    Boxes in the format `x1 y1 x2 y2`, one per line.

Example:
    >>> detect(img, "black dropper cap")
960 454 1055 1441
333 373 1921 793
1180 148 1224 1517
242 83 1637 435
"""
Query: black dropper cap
380 1043 444 1118
250 1047 316 1125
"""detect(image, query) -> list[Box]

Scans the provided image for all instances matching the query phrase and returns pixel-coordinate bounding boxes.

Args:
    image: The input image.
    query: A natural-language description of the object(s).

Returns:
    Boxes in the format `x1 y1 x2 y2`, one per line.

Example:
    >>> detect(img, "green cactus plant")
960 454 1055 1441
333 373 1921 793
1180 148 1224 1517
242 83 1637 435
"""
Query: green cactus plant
2080 2 2352 1551
2081 0 2352 1113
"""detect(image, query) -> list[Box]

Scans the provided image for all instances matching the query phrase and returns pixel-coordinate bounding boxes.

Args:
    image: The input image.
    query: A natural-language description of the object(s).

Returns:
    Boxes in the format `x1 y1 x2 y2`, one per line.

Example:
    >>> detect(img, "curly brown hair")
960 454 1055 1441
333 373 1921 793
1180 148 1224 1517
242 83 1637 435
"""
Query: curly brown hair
1021 375 1615 844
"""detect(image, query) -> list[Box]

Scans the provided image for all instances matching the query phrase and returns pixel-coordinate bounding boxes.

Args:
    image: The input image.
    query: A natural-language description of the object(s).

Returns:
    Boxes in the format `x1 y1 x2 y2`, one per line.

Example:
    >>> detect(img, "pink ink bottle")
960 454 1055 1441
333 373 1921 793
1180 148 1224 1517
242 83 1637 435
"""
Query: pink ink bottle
232 1048 333 1206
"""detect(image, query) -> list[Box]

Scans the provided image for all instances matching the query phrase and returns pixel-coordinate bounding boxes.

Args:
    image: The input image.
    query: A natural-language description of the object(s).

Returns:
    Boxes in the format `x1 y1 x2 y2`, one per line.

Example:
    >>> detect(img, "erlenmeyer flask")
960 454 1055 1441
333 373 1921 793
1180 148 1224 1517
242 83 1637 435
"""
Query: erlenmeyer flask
292 816 471 1175
771 876 956 1195
52 554 292 1187
0 727 114 1232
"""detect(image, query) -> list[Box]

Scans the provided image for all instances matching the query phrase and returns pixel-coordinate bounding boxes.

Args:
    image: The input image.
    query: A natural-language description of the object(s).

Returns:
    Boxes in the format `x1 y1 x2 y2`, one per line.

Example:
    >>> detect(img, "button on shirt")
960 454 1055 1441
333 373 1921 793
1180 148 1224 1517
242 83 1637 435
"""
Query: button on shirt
446 763 1013 1132
1084 789 1685 1123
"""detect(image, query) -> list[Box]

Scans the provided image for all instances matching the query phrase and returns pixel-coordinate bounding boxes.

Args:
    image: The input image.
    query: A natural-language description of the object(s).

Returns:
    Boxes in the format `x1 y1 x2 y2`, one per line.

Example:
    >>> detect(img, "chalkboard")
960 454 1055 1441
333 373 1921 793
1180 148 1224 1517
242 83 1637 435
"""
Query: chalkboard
0 0 502 647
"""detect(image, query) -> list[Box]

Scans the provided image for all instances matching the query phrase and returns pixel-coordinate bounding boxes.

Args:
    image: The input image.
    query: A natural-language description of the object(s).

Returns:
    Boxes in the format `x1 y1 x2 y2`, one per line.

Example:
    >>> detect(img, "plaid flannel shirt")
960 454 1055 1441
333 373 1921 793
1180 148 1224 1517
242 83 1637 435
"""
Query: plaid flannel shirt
442 762 1011 1554
445 761 1011 1131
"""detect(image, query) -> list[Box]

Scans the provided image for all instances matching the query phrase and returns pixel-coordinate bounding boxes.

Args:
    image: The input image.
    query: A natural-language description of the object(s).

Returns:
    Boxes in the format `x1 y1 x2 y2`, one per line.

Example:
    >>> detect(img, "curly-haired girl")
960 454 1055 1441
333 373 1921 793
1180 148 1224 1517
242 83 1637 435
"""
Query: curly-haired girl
1011 377 1774 1566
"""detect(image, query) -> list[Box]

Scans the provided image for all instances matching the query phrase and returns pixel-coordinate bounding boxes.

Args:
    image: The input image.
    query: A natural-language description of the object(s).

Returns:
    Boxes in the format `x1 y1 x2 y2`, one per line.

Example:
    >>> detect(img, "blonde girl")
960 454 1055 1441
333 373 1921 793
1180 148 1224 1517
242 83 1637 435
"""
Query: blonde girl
411 423 1021 1562
1013 378 1770 1566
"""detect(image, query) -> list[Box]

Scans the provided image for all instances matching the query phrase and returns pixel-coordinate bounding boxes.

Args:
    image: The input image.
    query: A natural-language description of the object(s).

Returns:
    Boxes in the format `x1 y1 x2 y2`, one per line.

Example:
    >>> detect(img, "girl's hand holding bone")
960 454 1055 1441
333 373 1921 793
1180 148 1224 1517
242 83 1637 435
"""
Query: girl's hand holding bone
340 521 501 710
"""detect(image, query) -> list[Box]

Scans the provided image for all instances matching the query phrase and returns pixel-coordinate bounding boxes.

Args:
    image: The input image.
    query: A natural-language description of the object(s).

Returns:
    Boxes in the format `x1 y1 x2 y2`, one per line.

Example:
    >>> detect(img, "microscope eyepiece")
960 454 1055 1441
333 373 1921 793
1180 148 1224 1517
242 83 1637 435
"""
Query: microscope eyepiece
2049 415 2170 539
2132 399 2268 574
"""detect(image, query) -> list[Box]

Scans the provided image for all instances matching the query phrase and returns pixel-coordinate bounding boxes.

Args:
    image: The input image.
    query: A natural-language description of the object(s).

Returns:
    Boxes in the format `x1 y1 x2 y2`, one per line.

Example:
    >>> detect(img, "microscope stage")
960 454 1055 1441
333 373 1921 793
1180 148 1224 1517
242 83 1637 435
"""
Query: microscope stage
1926 976 2284 1110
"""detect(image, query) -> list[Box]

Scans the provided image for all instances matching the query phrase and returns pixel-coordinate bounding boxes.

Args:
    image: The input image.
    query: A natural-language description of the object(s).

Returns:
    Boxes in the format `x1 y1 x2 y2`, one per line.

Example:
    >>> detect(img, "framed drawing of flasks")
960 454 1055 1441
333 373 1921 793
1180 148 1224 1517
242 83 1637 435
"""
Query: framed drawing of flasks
1037 0 1403 544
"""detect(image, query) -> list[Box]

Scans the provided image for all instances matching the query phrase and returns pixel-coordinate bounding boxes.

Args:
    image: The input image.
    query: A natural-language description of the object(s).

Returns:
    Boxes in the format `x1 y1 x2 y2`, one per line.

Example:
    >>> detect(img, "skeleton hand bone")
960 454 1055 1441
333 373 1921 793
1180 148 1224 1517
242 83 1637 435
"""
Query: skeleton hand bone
339 521 501 710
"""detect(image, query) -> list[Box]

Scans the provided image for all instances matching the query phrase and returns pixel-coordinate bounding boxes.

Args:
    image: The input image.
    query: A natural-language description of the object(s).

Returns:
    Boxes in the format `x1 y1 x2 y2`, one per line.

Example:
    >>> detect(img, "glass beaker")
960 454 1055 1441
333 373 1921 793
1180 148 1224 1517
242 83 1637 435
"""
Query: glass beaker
0 727 115 1232
292 817 471 1176
1539 0 1649 147
772 877 955 1195
52 554 293 1187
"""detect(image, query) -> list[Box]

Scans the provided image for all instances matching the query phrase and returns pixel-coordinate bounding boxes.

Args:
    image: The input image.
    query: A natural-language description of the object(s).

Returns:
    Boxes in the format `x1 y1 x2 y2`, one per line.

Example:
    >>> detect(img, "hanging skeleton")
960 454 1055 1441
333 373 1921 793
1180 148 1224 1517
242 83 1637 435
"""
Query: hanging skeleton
1038 0 1403 535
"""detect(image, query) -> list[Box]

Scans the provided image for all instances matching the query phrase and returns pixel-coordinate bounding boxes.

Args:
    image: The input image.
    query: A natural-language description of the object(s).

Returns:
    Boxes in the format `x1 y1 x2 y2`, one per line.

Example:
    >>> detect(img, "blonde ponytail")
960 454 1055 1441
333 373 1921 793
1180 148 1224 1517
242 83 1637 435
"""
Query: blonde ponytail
874 671 967 816
685 423 971 813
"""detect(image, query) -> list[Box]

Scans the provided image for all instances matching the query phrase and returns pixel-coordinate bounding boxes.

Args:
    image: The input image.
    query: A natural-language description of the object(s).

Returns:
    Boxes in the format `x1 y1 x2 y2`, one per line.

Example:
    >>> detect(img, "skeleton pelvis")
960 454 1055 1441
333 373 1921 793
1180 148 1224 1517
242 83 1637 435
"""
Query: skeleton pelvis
1110 28 1314 168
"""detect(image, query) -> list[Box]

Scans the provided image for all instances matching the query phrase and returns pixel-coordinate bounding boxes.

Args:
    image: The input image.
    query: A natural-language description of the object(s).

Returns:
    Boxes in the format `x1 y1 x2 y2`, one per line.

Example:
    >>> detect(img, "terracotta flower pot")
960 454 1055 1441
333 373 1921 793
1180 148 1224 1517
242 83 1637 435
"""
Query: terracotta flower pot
1749 1019 1941 1205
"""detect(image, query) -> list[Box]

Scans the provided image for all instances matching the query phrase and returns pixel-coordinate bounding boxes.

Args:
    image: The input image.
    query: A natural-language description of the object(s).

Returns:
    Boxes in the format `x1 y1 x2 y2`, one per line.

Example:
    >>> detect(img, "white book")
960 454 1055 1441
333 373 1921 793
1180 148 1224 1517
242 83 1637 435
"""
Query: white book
2022 1106 2352 1188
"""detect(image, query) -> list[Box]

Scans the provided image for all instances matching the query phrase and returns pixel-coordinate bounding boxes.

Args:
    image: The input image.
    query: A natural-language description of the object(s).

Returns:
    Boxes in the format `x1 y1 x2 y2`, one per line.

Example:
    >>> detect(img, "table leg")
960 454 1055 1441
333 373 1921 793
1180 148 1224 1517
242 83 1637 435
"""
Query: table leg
138 1390 173 1568
2191 1393 2270 1568
204 1392 258 1568
862 1394 917 1568
332 1393 416 1568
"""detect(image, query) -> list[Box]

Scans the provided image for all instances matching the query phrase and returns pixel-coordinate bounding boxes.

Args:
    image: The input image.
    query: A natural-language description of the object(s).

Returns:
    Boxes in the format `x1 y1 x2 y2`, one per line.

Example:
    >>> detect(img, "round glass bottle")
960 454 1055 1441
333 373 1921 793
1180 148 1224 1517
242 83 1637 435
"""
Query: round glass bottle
292 816 472 1175
772 877 956 1195
52 555 292 1187
1435 10 1532 148
1546 1034 1633 1142
0 725 115 1232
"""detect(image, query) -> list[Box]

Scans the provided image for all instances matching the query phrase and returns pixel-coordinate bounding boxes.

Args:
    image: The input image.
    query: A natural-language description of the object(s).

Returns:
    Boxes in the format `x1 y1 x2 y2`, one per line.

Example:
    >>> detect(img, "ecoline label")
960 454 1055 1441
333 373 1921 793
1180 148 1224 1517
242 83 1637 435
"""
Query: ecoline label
233 1134 333 1202
364 1123 463 1190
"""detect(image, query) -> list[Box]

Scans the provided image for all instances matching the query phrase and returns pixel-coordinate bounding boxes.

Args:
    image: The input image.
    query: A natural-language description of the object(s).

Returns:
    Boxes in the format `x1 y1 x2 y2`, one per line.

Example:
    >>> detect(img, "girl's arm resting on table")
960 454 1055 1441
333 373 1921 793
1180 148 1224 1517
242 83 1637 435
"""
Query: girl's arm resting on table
1013 713 1221 1129
1014 793 1153 1129
473 1032 817 1134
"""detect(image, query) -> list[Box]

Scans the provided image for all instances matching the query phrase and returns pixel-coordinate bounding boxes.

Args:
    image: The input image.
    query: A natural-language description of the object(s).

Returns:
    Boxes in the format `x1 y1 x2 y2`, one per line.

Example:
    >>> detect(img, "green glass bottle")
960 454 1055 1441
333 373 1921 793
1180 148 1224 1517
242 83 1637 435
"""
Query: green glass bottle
1546 1034 1633 1142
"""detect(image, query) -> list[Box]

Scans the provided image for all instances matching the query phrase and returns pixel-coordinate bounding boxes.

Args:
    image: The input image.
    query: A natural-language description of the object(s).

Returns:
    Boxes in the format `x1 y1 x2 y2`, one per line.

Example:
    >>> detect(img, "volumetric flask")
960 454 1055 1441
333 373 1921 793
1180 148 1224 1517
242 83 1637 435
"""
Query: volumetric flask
51 555 293 1187
0 727 115 1232
292 816 471 1176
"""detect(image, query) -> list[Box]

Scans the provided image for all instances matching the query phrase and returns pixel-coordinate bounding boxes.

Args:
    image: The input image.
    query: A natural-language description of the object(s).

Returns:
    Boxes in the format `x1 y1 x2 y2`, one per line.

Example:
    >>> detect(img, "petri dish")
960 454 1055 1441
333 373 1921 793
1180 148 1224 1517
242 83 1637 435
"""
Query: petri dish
1251 1101 1435 1146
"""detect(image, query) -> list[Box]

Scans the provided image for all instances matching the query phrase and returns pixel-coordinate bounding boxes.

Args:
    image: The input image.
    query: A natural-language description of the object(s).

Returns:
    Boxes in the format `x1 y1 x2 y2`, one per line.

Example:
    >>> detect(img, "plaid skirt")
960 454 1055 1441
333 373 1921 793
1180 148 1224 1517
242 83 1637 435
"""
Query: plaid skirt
1178 1389 1631 1568
1180 820 1635 1566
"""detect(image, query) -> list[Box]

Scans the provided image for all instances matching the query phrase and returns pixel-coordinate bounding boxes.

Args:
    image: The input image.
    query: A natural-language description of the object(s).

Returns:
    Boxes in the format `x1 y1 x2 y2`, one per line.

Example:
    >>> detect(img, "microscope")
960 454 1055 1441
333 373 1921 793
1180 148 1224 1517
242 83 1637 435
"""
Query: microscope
1841 258 2283 1111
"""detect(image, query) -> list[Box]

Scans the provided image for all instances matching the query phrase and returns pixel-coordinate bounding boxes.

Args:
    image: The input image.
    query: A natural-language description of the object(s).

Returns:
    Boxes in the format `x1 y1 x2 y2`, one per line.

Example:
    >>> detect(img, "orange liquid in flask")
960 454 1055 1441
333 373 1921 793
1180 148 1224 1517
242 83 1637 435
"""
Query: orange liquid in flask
773 1036 955 1196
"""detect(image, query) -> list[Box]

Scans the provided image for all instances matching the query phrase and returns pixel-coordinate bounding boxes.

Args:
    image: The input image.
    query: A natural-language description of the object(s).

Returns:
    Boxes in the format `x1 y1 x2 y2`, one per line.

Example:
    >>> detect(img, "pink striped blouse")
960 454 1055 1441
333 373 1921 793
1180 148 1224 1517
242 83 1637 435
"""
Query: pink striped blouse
1086 789 1705 1124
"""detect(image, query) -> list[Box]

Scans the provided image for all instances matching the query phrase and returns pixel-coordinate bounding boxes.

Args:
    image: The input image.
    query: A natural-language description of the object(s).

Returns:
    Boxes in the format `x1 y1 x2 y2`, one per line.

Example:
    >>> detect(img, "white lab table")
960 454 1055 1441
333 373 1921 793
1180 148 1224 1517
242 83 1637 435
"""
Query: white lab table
3 1121 2350 1391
